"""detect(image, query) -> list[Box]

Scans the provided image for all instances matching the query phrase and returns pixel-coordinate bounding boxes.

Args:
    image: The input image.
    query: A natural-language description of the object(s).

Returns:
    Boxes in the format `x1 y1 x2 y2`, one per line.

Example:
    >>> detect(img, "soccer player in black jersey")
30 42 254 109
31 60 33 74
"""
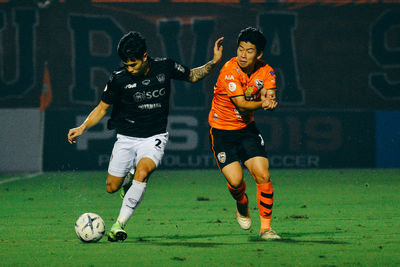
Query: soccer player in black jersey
67 31 224 241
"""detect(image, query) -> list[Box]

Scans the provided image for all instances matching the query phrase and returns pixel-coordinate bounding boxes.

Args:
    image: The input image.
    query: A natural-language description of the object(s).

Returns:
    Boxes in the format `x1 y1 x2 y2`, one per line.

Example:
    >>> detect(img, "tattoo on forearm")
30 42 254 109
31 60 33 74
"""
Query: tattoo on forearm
188 60 216 83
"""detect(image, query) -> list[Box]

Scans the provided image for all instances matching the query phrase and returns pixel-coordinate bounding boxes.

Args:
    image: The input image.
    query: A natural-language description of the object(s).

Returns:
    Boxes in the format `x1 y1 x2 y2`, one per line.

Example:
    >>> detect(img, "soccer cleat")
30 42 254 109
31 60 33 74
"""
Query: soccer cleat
236 195 251 230
259 229 281 240
236 210 251 230
119 172 134 199
107 221 127 242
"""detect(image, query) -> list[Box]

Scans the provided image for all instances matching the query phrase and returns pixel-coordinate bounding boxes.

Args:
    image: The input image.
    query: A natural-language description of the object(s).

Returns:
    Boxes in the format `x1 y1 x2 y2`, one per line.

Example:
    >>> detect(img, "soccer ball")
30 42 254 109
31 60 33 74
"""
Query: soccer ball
74 213 105 243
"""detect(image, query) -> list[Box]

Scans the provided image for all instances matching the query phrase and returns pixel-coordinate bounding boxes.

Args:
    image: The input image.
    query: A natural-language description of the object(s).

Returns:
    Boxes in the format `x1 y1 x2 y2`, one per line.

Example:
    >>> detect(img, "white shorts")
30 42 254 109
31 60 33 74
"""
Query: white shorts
108 132 169 177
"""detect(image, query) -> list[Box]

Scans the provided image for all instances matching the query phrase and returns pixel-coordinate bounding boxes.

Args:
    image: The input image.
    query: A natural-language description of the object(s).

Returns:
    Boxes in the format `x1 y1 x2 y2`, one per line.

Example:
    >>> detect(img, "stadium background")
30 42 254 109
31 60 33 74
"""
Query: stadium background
0 0 399 173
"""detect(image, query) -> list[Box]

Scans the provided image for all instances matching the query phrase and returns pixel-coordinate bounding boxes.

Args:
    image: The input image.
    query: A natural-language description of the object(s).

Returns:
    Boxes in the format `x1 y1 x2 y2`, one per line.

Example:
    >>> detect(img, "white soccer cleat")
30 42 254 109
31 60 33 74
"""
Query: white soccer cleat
236 210 251 230
259 228 281 240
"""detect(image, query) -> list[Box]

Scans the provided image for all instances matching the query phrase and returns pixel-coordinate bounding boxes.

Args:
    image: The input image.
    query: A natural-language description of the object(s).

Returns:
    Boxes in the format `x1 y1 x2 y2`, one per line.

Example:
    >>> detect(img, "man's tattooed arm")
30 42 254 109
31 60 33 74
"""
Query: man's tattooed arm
185 37 224 83
187 60 218 83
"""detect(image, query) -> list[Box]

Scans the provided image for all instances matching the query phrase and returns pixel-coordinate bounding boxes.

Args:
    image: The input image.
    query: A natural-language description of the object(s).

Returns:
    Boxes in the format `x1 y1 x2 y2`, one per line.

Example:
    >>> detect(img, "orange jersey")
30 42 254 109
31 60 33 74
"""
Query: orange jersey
208 57 276 130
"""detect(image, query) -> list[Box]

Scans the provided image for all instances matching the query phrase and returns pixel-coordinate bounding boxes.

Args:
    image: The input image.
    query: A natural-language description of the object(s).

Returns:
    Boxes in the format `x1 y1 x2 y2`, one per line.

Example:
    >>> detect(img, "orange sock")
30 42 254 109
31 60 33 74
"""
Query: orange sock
227 182 248 215
227 181 247 204
257 182 273 232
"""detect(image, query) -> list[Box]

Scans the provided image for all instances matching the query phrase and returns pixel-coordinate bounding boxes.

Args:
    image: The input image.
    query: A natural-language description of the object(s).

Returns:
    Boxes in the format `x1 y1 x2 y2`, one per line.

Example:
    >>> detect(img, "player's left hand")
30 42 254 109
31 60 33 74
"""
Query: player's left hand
212 37 224 64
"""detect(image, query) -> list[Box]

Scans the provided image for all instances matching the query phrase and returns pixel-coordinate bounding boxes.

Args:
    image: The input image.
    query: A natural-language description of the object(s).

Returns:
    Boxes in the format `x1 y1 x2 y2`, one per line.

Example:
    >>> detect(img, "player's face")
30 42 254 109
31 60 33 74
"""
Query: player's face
236 41 263 72
123 54 148 76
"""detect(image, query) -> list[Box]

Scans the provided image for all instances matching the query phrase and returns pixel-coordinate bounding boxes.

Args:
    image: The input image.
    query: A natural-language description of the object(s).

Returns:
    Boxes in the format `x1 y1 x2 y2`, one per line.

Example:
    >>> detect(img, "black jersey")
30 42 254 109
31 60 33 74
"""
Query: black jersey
101 57 190 137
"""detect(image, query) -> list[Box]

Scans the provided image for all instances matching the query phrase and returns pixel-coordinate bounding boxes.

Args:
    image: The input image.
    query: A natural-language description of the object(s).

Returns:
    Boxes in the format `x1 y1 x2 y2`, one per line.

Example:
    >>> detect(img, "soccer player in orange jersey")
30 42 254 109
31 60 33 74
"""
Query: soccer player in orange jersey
208 27 280 240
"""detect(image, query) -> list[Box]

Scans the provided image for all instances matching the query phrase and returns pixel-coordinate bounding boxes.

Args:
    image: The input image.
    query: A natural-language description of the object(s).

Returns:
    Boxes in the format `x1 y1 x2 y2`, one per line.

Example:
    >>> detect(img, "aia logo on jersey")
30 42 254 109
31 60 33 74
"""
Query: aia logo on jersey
225 75 234 80
217 152 226 163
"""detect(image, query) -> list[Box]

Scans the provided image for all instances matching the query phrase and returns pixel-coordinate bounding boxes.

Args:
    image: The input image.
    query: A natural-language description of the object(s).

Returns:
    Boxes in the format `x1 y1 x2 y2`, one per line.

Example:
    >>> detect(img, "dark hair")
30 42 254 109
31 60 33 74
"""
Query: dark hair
117 31 147 62
237 27 266 54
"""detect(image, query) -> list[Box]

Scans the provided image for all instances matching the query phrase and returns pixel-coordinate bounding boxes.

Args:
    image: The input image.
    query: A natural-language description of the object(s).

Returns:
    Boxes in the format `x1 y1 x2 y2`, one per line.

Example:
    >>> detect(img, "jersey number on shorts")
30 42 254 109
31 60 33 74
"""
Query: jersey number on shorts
155 138 162 149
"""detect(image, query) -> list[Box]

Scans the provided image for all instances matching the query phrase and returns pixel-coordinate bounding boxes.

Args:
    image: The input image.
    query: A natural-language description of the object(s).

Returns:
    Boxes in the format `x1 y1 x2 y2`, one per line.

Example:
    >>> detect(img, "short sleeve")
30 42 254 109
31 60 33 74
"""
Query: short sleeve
101 75 119 104
168 59 190 80
263 68 276 90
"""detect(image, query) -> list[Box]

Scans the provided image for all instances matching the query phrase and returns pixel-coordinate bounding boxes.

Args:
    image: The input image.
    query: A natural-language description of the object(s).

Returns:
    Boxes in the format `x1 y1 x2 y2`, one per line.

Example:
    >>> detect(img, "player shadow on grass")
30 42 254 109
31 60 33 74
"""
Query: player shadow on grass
120 233 256 247
114 232 348 246
248 232 349 245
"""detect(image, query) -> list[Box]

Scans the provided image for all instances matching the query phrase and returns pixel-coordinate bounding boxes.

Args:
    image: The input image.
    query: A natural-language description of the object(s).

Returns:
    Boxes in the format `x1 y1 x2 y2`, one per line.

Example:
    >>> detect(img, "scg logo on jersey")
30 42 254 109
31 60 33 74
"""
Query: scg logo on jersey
133 88 166 102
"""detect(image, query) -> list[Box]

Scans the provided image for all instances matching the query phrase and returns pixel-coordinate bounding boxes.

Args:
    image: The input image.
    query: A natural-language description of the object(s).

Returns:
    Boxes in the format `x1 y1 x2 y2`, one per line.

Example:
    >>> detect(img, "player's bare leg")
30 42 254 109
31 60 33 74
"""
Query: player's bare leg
245 157 280 239
108 158 156 242
222 162 251 230
132 157 156 183
106 174 124 193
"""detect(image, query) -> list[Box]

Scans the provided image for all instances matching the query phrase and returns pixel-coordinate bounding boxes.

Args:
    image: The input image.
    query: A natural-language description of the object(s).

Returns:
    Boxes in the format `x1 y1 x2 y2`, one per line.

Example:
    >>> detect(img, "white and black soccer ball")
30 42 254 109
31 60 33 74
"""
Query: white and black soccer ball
74 213 105 243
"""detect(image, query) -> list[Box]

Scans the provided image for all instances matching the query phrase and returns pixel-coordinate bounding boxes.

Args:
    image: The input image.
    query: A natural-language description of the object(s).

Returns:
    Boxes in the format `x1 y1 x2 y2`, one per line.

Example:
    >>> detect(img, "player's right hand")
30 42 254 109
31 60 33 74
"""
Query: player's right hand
262 99 278 110
212 37 224 64
67 126 84 144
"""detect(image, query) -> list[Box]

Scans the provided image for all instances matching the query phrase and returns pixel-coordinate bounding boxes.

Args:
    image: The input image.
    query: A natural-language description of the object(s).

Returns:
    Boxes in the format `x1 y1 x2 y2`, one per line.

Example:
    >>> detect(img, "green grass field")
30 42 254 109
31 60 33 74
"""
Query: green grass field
0 169 399 266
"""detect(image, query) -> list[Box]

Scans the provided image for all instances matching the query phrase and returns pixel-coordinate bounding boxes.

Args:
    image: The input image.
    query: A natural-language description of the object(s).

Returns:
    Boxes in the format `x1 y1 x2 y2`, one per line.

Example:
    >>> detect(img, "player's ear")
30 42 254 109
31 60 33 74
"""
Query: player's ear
257 51 263 60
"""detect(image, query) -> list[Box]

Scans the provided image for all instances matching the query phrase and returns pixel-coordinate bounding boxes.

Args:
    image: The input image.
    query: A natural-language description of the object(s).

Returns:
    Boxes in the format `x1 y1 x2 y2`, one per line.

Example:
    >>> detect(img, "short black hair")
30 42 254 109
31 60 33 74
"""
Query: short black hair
117 31 147 62
237 27 266 54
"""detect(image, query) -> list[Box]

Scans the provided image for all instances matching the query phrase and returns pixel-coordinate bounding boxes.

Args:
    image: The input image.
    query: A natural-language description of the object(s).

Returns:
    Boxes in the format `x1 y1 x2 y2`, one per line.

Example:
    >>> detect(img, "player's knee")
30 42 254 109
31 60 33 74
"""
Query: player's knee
106 182 119 194
229 179 243 188
134 168 150 182
255 172 271 184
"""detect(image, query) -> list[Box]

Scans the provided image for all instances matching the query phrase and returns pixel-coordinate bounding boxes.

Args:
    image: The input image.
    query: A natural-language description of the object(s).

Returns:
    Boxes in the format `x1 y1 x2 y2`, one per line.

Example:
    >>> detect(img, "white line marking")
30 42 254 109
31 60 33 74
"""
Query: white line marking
0 173 42 185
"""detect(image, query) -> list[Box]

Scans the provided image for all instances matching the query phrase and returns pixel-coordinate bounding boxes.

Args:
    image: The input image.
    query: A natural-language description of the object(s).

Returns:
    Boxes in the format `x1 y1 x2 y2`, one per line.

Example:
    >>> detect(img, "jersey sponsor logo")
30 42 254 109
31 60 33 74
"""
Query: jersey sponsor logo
228 82 236 92
174 62 185 73
217 152 226 163
245 86 254 96
142 79 151 86
156 74 166 83
225 75 234 80
124 83 137 89
213 112 218 121
255 79 264 90
138 103 162 110
133 88 166 102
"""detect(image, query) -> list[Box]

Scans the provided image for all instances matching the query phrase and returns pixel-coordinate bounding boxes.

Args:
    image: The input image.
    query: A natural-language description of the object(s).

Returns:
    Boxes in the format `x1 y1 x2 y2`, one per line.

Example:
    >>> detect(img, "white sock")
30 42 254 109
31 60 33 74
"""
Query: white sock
117 180 147 227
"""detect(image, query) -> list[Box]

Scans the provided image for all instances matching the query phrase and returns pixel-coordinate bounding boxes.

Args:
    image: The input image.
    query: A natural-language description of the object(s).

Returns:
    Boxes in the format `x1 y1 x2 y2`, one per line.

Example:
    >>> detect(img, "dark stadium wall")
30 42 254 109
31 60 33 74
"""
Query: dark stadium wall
0 0 399 171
